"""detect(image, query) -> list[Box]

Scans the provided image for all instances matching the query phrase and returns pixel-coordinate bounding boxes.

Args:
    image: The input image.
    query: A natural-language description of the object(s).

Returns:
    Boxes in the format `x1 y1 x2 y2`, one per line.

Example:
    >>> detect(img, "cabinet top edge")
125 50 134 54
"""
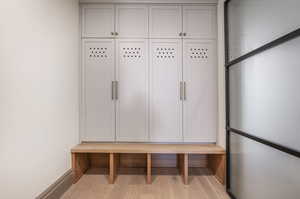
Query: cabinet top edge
79 0 218 5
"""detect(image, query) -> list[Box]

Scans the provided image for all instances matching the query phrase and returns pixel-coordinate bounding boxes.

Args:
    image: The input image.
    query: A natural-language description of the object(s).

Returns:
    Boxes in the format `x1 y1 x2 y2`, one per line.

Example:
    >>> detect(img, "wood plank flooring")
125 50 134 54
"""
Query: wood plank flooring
61 168 229 199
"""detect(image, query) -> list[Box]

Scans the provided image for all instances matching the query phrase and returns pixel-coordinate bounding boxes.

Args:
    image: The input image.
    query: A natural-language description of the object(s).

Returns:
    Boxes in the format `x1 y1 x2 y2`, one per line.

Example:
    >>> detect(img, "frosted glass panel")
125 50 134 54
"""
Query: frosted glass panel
230 133 300 199
228 0 300 60
229 37 300 151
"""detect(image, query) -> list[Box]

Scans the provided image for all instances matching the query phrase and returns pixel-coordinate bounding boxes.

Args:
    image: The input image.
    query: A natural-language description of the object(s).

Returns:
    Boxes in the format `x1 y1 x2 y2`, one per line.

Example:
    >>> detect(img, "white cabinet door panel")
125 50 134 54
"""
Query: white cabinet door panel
183 40 217 142
150 39 183 142
116 39 149 141
116 5 149 38
183 6 217 39
149 6 182 38
82 39 115 141
81 4 115 38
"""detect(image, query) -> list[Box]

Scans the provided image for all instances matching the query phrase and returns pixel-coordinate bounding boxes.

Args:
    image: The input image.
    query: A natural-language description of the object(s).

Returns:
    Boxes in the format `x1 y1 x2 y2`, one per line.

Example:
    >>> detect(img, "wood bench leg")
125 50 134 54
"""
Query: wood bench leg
109 153 118 184
183 154 189 185
208 154 226 185
147 153 152 184
72 153 89 184
178 154 189 185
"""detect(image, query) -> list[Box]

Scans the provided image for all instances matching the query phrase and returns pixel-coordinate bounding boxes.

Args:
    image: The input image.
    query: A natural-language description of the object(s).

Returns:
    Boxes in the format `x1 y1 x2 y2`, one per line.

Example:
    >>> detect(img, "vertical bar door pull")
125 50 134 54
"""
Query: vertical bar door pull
180 82 183 100
183 82 187 100
115 81 118 100
112 81 114 100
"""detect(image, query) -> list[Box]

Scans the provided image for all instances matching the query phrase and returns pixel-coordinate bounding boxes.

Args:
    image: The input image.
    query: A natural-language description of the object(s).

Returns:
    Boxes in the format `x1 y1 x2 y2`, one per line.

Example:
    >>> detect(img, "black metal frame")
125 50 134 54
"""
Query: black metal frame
224 0 231 192
224 0 300 198
229 128 300 158
227 28 300 68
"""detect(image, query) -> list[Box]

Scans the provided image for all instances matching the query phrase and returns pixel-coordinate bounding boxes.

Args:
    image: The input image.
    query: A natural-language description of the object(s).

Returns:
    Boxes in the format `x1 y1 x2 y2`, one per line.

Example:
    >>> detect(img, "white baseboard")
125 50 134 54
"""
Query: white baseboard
36 169 73 199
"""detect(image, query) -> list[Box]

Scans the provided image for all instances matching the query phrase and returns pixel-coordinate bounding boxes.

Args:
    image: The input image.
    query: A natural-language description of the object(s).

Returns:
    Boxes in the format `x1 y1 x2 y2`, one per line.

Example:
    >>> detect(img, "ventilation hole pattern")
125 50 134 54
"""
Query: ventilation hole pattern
156 48 175 59
89 47 108 59
190 48 208 59
122 48 142 59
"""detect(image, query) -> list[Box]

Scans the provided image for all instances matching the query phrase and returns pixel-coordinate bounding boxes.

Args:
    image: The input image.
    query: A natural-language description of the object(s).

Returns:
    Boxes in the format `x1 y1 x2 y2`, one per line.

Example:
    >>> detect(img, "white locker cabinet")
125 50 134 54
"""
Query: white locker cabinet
150 39 183 142
183 6 217 39
183 40 217 142
82 39 115 141
116 5 149 38
81 4 115 38
116 39 149 141
149 6 182 38
80 3 218 143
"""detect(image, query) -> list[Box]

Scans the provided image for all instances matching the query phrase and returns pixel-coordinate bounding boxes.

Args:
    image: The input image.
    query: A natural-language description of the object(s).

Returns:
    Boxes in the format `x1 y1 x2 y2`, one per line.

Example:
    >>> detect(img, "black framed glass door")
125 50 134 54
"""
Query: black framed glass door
224 0 300 198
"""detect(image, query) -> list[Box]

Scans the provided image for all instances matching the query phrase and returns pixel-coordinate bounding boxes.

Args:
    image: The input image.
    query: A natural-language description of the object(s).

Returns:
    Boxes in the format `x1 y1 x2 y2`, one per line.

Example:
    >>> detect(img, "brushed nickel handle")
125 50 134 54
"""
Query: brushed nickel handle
115 32 119 36
115 81 118 100
112 81 114 100
183 33 187 36
111 32 114 36
180 82 183 100
183 82 186 100
179 32 183 37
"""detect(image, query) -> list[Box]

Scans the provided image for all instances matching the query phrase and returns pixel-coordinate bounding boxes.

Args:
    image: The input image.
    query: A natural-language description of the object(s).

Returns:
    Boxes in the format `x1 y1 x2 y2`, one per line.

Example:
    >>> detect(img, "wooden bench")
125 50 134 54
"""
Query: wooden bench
71 143 226 185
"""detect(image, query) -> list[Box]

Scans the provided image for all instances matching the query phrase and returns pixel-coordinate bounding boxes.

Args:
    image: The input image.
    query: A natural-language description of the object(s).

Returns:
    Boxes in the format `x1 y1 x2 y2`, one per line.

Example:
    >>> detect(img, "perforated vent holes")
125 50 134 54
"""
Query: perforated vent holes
89 47 108 59
190 48 208 59
156 48 175 59
122 48 142 59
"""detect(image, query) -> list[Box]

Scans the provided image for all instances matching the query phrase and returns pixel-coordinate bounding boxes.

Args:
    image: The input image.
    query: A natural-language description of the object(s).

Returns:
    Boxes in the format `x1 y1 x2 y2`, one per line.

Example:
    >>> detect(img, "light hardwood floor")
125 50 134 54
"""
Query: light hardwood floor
61 168 229 199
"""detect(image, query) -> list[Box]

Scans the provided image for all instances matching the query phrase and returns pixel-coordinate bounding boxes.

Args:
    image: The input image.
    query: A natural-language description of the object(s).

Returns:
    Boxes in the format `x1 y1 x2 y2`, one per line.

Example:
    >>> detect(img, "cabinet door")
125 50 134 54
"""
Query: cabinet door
150 39 183 142
183 40 217 142
81 4 115 38
183 6 217 39
82 39 115 141
116 39 149 141
116 5 149 38
149 6 182 38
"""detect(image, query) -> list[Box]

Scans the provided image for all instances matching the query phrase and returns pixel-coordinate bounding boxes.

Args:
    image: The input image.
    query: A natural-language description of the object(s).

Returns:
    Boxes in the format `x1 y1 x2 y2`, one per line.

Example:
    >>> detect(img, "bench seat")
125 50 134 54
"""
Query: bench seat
71 143 226 185
71 143 225 154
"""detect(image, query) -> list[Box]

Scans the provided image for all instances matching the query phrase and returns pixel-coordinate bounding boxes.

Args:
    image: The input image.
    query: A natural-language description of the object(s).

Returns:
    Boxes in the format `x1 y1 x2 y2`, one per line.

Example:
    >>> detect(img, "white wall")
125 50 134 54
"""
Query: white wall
0 0 79 198
217 0 226 148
